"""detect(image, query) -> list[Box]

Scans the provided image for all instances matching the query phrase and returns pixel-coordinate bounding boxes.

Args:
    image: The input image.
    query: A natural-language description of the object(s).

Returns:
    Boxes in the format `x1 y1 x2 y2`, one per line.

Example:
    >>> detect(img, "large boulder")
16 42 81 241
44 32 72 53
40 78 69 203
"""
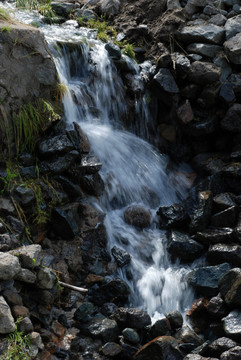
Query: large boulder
0 252 21 280
218 268 241 307
111 307 151 330
188 61 220 85
224 33 241 65
167 230 204 261
124 205 151 229
0 296 16 334
225 15 241 40
222 311 241 341
177 24 225 45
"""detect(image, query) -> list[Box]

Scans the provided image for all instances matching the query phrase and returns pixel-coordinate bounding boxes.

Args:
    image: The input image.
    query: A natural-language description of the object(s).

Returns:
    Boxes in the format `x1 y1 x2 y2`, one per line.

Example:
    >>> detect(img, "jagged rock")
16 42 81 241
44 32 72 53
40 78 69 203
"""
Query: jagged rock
228 74 241 96
177 100 194 124
13 186 35 207
223 311 241 341
224 33 241 64
100 342 122 356
213 193 236 212
207 244 241 266
74 302 95 322
195 228 233 245
207 295 229 319
88 318 119 342
234 214 241 243
100 0 120 15
134 336 183 360
214 56 232 82
219 83 236 103
0 233 19 252
209 14 227 27
19 317 34 333
186 298 209 333
38 135 74 156
111 307 151 330
101 303 119 317
225 15 241 40
157 204 189 228
79 173 104 196
51 204 81 239
209 337 238 357
220 346 241 360
10 244 42 269
184 355 219 360
0 252 21 280
14 268 36 284
39 151 79 175
211 206 238 227
167 0 181 9
175 325 204 348
221 104 241 132
203 5 219 15
94 279 130 305
0 198 15 216
152 68 179 94
187 263 230 296
167 230 204 261
56 176 83 200
77 154 102 175
165 310 183 329
51 2 75 17
0 296 16 334
3 290 23 306
29 332 45 350
218 268 241 306
111 246 131 267
189 191 213 234
122 328 140 344
188 61 220 85
124 205 151 229
150 317 171 337
12 305 29 319
187 43 222 58
177 24 225 44
37 268 56 289
105 42 122 60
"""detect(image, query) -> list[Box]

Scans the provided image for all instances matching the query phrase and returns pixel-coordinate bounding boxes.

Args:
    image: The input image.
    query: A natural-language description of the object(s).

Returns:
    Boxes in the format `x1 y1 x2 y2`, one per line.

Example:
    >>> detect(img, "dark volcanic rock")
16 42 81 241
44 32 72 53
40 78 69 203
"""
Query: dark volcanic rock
195 228 233 245
152 68 179 94
188 61 220 85
87 318 119 342
175 325 204 348
124 205 151 229
220 346 241 360
177 24 225 45
150 317 171 338
165 310 183 330
111 245 131 267
213 193 236 212
187 43 222 58
93 279 130 305
209 337 238 358
207 244 241 267
38 135 74 156
187 263 230 297
111 307 151 330
134 336 183 360
218 268 241 307
223 311 241 341
51 204 81 239
211 206 238 228
207 295 229 319
157 204 189 229
167 230 204 261
221 104 241 132
189 191 213 234
224 33 241 65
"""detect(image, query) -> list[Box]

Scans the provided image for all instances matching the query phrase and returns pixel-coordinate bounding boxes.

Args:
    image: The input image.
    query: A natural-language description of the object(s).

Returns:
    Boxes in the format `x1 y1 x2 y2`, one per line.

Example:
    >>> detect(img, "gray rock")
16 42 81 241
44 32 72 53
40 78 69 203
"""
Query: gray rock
19 317 34 333
166 310 183 329
111 246 131 267
209 14 227 26
150 317 171 337
0 296 16 334
0 252 21 280
188 61 220 85
100 342 122 356
77 154 102 175
13 186 35 207
122 328 140 344
167 0 181 9
79 173 104 197
105 42 121 60
187 263 230 296
51 2 75 17
152 68 179 94
220 346 241 360
38 135 74 156
221 104 241 132
176 325 204 348
223 311 241 341
187 43 222 58
124 205 151 229
14 268 37 284
37 267 56 289
203 5 219 15
81 9 98 21
10 244 42 269
207 296 229 319
228 74 241 96
3 290 23 306
51 203 81 239
88 318 119 342
157 203 188 229
218 268 241 306
195 228 233 245
189 191 213 234
184 355 218 360
214 56 232 82
100 0 120 15
177 24 225 44
225 15 241 40
0 198 15 216
74 302 95 322
209 337 238 357
167 231 204 261
39 151 78 175
29 332 45 350
111 307 151 330
224 33 241 64
207 244 241 267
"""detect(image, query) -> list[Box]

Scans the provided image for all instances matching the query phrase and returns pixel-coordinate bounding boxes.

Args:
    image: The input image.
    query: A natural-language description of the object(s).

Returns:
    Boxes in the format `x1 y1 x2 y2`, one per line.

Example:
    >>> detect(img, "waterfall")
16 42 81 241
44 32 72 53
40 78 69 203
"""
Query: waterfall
1 2 194 319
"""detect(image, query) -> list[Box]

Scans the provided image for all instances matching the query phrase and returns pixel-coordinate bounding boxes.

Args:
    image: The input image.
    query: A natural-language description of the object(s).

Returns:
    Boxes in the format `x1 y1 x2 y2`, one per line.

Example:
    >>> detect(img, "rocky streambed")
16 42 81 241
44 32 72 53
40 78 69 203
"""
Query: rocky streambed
0 0 241 360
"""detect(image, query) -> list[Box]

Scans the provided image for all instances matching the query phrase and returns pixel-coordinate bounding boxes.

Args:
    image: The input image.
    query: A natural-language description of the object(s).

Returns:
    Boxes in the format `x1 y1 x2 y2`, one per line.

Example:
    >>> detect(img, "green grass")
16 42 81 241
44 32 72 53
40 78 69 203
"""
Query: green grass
1 25 12 33
122 43 136 60
0 8 12 21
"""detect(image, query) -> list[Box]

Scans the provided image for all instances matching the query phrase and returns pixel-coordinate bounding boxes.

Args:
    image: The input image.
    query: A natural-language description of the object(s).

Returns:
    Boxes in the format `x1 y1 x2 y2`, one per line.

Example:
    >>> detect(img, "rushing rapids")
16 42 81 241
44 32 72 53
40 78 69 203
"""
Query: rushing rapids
2 2 195 320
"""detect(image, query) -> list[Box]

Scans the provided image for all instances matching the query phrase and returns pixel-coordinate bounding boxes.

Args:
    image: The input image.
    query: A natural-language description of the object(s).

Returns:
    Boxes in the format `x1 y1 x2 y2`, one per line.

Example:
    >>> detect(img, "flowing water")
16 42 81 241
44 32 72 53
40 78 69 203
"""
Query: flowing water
2 2 195 319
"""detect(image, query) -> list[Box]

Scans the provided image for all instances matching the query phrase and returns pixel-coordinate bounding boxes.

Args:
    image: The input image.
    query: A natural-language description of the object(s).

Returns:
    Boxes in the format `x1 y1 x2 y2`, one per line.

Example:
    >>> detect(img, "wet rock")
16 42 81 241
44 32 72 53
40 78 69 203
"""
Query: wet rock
0 198 15 216
225 15 241 40
219 83 236 103
37 267 56 289
175 325 204 348
207 295 229 319
209 337 238 357
124 206 151 229
223 311 241 341
157 204 189 228
13 185 35 207
221 104 241 132
195 228 233 245
187 263 230 296
0 296 16 334
189 191 213 234
150 317 171 337
152 68 179 94
51 2 75 17
214 56 232 82
122 328 140 344
177 24 225 44
79 173 104 197
111 307 151 330
101 303 118 317
120 336 139 359
213 193 236 212
74 302 95 322
14 268 36 284
101 342 122 356
0 252 21 280
186 298 209 333
134 336 183 360
167 231 204 261
51 204 80 239
188 61 220 85
10 244 41 269
209 14 227 27
207 244 241 266
177 100 194 124
56 176 83 200
211 206 238 227
38 135 74 157
187 43 222 58
77 154 102 175
105 42 121 60
184 355 219 360
220 346 241 360
88 318 119 342
166 310 183 329
39 151 78 175
224 33 241 64
100 0 120 15
218 268 241 306
234 214 241 243
94 278 130 305
111 246 131 267
228 74 241 97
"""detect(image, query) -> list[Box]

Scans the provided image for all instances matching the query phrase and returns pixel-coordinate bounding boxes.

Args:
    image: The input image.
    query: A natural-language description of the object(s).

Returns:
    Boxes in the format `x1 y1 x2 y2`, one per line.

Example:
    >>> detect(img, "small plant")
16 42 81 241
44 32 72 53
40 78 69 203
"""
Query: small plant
56 81 68 102
122 43 136 60
0 8 12 21
77 16 117 43
16 0 39 10
0 165 19 194
38 3 56 19
1 317 31 360
1 25 12 33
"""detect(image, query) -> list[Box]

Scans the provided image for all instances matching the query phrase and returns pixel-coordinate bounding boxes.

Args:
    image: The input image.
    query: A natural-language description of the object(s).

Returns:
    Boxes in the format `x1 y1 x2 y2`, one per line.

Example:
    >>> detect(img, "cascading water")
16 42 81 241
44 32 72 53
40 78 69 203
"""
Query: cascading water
2 2 195 320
